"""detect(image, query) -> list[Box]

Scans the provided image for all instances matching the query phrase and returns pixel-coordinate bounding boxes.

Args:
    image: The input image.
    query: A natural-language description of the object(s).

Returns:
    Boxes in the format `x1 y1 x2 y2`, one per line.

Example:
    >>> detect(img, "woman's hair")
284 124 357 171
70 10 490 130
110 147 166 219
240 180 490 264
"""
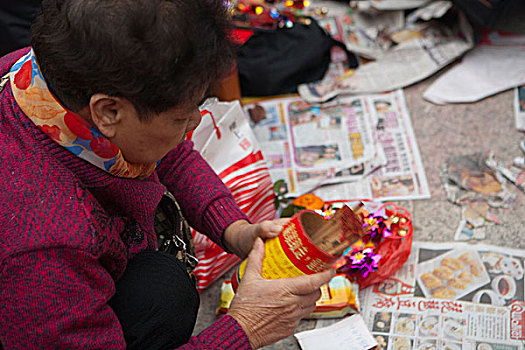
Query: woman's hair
31 0 236 118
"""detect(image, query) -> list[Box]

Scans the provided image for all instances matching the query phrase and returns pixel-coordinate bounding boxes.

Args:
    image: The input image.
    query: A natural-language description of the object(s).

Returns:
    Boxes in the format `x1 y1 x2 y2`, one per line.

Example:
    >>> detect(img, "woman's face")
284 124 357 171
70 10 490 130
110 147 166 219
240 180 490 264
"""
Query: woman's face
113 102 202 165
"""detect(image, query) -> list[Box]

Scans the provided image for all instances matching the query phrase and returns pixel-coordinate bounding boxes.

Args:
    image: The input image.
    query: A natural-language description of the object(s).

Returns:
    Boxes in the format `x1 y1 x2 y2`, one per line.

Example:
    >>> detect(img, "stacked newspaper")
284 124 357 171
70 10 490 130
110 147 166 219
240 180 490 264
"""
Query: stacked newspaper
243 89 430 202
298 0 473 103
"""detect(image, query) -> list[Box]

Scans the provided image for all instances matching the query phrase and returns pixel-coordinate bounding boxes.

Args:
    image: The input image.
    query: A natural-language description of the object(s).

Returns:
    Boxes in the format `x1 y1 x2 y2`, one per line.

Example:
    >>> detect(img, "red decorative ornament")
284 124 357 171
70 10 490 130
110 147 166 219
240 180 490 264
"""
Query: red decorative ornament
330 202 413 289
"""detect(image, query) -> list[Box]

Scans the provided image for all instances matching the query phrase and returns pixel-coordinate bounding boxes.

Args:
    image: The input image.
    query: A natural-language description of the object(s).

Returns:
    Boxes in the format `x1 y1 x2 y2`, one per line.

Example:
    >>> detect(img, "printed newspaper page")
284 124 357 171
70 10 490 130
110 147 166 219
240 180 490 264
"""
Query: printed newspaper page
359 242 525 350
314 90 430 202
243 90 430 201
361 242 525 308
359 242 525 347
243 96 381 196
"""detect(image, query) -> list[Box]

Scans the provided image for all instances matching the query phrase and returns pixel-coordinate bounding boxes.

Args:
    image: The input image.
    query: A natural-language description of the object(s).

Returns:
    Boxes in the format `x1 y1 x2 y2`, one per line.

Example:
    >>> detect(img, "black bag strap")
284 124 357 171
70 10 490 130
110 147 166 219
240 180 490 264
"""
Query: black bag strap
155 191 198 278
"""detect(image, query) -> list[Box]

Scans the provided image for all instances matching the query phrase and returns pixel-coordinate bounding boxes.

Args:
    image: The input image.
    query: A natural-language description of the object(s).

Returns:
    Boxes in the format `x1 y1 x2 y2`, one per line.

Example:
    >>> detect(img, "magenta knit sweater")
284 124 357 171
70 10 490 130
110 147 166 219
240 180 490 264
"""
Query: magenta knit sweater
0 49 252 350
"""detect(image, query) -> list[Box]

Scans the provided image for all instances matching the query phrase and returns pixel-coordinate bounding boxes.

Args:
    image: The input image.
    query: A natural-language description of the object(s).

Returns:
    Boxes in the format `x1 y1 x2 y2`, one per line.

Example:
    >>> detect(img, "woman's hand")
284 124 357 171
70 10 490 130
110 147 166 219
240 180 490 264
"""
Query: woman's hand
223 218 290 259
227 238 335 349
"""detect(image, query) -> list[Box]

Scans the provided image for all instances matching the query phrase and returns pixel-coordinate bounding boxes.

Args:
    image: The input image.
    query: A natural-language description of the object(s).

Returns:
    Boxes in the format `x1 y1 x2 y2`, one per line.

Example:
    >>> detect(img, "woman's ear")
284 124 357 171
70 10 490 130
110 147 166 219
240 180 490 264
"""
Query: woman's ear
89 94 132 138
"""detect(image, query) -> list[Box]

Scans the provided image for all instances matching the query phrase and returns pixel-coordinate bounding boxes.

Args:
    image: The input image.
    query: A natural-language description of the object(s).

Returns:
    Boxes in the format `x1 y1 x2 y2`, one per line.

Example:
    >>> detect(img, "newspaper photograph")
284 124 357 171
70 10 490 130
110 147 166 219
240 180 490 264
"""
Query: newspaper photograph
416 249 491 301
413 243 525 308
314 90 430 202
515 85 525 132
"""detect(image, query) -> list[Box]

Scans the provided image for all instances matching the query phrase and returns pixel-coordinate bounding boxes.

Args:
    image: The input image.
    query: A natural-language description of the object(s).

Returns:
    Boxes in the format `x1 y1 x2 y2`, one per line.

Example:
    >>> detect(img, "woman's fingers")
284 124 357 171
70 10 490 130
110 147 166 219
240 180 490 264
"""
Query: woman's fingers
243 238 265 278
256 220 283 238
285 269 335 296
256 218 290 239
275 217 291 225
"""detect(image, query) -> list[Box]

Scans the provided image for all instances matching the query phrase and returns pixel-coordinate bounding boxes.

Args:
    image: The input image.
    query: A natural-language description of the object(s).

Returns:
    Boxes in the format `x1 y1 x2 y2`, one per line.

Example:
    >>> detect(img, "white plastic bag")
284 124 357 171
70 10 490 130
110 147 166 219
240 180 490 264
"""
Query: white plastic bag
189 99 276 291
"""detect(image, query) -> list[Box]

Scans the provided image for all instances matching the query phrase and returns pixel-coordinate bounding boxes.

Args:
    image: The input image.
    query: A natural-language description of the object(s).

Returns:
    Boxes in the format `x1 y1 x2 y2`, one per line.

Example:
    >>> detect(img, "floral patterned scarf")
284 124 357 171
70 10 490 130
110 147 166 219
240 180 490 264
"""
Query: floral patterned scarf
10 49 156 179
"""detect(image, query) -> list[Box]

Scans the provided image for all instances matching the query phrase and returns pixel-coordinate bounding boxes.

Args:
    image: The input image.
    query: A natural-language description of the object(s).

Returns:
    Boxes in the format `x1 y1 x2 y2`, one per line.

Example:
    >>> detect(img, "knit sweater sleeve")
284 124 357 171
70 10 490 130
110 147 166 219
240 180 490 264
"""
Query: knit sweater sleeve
156 140 249 248
0 248 126 349
179 316 252 350
0 248 252 350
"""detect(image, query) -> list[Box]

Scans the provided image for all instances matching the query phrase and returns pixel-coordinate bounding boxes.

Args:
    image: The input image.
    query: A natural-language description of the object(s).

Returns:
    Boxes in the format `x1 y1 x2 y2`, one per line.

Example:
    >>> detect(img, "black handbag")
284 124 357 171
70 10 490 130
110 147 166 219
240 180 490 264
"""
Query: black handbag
236 18 358 97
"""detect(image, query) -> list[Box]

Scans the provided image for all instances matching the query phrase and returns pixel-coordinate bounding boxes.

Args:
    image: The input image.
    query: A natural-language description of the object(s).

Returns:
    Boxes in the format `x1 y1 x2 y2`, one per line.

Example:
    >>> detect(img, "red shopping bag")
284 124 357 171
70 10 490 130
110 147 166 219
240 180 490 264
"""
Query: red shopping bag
190 99 276 291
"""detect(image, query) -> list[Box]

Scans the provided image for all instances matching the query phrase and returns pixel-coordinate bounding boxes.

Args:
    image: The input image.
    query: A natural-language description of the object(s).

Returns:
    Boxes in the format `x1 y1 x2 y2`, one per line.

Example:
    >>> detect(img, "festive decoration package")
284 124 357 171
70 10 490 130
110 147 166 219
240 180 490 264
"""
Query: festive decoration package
232 0 311 31
231 204 365 291
232 200 413 291
226 199 413 318
331 201 413 289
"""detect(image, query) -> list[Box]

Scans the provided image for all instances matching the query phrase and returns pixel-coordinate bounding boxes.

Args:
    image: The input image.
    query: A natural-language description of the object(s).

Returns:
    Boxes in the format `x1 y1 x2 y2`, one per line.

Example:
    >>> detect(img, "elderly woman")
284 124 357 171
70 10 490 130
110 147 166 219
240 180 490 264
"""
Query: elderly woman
0 0 334 349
